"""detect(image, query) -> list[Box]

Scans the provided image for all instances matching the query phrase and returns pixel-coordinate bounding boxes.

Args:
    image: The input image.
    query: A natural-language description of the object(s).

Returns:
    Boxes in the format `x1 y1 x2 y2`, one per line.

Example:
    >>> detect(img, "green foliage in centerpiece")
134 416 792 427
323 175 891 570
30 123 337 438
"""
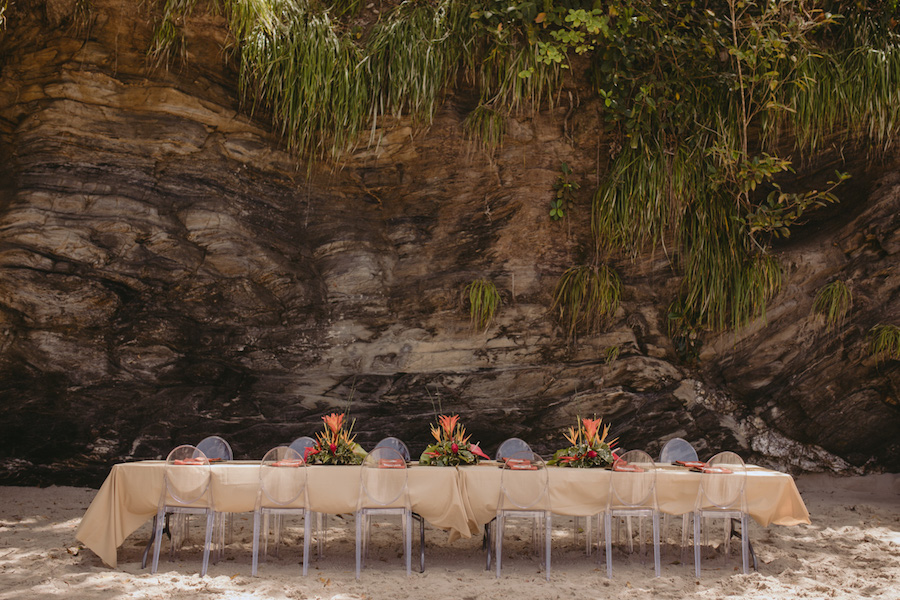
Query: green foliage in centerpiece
419 414 490 466
305 412 367 465
548 416 617 468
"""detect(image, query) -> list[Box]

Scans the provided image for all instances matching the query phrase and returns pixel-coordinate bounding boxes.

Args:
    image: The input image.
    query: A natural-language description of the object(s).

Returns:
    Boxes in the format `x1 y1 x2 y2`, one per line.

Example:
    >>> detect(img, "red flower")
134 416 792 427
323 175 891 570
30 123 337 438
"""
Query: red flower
451 442 459 454
329 443 337 454
586 450 597 458
303 446 320 461
470 443 490 460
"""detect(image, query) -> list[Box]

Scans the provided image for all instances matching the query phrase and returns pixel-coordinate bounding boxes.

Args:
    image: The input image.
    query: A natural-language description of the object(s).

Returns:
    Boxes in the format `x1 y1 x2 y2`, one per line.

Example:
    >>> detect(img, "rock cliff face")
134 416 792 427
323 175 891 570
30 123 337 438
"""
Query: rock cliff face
0 0 897 486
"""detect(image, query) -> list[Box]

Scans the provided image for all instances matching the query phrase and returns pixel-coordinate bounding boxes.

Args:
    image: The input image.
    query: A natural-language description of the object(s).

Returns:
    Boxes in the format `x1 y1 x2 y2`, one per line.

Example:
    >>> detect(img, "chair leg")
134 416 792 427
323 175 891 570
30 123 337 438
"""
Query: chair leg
141 515 157 569
355 512 362 580
251 510 261 577
604 512 612 579
200 510 214 577
652 512 661 577
404 511 412 576
302 510 311 576
151 509 165 574
693 511 702 578
414 513 425 573
544 512 551 581
740 515 750 574
495 514 503 578
484 521 492 570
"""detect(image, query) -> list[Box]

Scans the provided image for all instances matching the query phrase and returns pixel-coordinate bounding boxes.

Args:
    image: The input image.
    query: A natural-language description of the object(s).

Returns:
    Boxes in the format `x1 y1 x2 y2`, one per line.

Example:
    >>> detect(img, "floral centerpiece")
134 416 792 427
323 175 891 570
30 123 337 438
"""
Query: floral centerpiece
547 416 617 468
304 412 367 465
419 414 490 466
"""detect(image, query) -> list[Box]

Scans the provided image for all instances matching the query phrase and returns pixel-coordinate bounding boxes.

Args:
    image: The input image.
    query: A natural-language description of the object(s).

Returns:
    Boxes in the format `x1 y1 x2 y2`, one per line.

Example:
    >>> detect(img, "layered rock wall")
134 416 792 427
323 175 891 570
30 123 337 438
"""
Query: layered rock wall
0 0 896 485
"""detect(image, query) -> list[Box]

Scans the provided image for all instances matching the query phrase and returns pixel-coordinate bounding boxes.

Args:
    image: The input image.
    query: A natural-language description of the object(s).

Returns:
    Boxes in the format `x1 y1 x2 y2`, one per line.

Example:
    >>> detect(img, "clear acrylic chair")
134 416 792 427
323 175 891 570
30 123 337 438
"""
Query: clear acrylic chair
485 438 534 567
495 437 531 461
659 437 698 464
287 436 323 553
150 445 216 576
604 449 660 578
197 435 233 552
288 436 318 460
373 436 426 570
493 450 551 580
252 446 311 576
374 436 411 461
197 435 233 461
658 437 699 555
693 451 751 576
355 447 420 579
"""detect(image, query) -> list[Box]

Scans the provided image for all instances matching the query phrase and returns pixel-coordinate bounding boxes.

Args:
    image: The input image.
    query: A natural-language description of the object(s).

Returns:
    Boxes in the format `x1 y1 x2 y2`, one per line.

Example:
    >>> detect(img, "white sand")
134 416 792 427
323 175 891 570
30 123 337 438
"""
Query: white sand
1 474 898 600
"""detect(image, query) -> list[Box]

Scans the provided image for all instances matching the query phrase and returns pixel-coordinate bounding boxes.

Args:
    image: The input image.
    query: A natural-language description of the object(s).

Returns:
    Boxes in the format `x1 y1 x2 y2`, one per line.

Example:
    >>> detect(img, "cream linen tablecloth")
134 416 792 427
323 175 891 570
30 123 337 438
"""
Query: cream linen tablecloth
75 461 469 568
457 463 811 535
76 461 809 568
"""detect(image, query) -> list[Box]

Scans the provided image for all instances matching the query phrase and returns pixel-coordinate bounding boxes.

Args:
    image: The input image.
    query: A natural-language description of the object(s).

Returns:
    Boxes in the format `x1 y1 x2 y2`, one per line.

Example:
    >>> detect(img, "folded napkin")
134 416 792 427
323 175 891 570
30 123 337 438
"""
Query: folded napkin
675 460 708 469
272 459 304 467
506 459 537 470
173 458 206 465
613 463 645 472
379 458 406 469
697 465 733 474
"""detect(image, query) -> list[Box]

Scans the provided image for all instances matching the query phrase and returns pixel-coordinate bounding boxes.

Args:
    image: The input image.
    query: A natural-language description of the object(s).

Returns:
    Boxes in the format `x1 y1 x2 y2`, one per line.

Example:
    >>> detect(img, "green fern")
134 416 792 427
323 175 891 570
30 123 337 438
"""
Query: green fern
464 278 501 330
813 281 853 329
868 324 900 364
551 265 621 339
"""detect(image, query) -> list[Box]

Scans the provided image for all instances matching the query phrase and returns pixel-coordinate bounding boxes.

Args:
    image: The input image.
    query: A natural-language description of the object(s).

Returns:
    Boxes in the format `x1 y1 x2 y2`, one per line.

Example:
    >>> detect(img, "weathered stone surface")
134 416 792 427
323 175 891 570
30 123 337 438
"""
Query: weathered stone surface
0 0 896 487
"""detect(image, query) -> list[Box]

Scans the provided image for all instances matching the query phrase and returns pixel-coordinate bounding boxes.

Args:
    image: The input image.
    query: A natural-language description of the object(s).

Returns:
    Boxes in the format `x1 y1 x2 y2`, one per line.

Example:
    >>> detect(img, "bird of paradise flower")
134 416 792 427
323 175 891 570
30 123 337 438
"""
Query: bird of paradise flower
419 414 490 466
548 416 618 468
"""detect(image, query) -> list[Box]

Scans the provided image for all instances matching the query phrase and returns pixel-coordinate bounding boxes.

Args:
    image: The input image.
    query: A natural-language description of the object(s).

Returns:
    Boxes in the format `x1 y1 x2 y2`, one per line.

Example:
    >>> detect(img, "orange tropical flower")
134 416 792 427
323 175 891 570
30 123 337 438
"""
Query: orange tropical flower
563 426 579 446
322 412 344 434
431 425 442 442
438 414 459 437
582 417 603 443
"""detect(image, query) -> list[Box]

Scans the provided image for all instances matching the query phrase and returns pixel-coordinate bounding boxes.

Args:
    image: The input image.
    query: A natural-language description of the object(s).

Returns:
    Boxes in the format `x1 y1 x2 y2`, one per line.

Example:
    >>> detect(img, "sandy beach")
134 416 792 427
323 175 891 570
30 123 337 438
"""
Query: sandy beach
1 473 897 600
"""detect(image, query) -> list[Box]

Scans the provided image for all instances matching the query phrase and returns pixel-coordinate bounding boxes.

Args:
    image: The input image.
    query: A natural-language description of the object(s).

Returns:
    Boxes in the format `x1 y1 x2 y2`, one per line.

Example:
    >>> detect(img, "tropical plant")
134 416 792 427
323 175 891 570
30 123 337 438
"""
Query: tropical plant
463 278 501 330
145 0 900 335
305 412 367 465
547 416 617 468
813 280 854 329
868 324 900 365
604 345 619 364
419 414 490 466
550 161 579 221
551 264 621 339
463 104 505 152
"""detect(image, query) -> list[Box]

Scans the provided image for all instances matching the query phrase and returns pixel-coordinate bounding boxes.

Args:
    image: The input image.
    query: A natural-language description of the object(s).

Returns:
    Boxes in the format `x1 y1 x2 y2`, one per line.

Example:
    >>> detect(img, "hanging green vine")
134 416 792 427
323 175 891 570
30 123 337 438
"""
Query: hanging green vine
145 0 900 336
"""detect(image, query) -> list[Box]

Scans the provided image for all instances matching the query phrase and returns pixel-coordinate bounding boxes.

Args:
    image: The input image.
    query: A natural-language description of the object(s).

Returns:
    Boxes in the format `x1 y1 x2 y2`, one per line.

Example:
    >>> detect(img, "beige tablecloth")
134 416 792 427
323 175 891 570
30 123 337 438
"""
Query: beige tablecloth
76 461 809 568
458 463 811 535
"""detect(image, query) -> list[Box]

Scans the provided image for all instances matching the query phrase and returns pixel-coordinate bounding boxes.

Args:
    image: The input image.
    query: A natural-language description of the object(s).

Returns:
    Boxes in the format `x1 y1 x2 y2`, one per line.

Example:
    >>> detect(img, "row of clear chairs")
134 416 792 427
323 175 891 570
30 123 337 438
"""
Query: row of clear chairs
147 435 753 580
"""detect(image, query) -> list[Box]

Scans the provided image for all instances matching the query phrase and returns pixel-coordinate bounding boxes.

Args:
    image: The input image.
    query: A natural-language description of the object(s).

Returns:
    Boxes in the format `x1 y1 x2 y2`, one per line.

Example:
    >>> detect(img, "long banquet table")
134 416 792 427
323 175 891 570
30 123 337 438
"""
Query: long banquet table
76 460 810 569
